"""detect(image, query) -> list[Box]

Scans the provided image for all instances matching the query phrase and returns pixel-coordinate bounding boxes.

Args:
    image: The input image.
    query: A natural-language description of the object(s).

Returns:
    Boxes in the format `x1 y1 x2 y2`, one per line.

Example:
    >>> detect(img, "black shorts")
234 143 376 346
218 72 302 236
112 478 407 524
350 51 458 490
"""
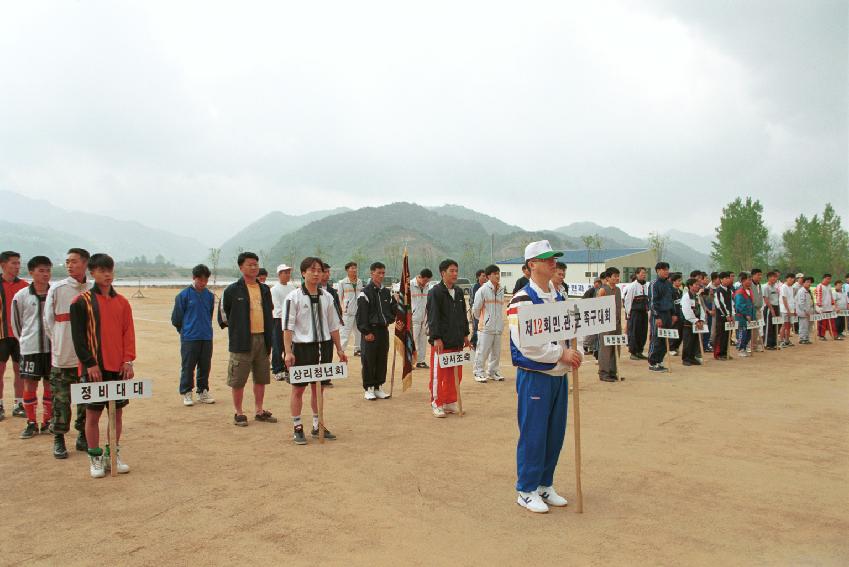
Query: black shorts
82 370 130 410
291 341 333 387
20 353 51 380
0 337 21 364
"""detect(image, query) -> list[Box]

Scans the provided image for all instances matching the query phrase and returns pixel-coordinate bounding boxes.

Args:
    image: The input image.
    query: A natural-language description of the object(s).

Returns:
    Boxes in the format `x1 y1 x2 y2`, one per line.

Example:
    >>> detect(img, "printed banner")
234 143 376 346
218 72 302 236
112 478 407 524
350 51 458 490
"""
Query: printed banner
515 295 617 347
439 350 473 368
71 379 153 404
289 362 348 385
603 334 628 346
657 328 679 339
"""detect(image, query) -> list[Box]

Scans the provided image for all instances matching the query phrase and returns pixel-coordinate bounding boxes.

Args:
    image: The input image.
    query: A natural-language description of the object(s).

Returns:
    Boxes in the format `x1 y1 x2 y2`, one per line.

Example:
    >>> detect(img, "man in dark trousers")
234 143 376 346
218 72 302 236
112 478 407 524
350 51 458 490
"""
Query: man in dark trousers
356 262 399 401
713 271 735 360
648 262 675 372
512 263 530 295
624 267 649 360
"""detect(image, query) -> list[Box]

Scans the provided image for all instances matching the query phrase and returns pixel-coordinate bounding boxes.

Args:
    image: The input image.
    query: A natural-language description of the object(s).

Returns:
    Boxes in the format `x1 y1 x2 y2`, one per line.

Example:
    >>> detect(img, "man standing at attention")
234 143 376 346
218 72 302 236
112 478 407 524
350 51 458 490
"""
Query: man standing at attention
410 268 432 369
171 264 216 406
472 265 505 382
0 251 29 419
647 262 674 372
356 262 398 400
508 240 581 513
337 262 363 356
623 267 649 360
270 264 297 381
218 252 276 427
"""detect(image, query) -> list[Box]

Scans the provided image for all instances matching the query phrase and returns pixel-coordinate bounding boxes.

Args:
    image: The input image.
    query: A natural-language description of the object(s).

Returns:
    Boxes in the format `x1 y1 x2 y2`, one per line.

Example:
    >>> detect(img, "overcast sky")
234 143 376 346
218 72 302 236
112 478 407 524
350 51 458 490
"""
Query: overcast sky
1 0 846 246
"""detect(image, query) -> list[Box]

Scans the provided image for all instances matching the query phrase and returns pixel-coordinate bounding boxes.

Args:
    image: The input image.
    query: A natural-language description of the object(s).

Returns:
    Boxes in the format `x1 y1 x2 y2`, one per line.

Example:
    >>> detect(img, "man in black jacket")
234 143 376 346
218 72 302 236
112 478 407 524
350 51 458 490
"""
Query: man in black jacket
713 271 735 360
218 252 276 427
427 259 471 417
356 262 399 400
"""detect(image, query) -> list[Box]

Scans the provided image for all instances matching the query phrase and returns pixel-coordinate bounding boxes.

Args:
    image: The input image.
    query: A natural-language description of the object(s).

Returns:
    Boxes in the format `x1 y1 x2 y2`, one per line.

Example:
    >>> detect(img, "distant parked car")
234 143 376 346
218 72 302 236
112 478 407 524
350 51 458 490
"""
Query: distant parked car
455 278 472 295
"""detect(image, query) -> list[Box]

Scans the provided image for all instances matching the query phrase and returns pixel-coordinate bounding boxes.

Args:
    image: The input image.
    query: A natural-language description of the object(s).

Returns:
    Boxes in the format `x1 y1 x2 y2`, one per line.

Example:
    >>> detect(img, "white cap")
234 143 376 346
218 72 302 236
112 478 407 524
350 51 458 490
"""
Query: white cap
276 264 292 273
524 240 563 261
795 272 804 279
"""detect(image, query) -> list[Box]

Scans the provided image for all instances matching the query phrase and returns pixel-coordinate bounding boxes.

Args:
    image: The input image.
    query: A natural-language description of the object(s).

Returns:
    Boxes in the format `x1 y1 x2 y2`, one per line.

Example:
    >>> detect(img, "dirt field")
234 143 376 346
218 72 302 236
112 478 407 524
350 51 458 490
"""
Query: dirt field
1 287 847 566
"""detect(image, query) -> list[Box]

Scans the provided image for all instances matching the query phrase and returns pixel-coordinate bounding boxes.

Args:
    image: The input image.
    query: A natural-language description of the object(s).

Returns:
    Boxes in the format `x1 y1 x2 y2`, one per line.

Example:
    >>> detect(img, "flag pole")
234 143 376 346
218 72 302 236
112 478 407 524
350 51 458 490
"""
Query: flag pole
390 343 397 398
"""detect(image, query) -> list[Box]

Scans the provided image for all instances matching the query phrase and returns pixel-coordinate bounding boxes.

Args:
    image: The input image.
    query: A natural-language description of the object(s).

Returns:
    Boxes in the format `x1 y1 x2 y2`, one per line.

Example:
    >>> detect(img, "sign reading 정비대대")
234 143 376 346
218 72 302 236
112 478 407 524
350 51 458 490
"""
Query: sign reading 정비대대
288 362 348 385
71 379 153 404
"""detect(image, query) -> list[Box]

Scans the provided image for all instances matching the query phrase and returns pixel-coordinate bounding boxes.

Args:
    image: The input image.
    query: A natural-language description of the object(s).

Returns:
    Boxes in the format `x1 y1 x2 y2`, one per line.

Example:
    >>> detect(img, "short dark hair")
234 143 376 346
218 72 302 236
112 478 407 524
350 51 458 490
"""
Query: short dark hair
300 257 323 273
192 264 211 278
344 262 357 270
685 278 698 288
522 263 529 273
635 267 646 274
67 248 90 261
710 271 719 280
823 273 832 279
607 267 620 276
88 253 114 271
484 264 500 276
599 269 609 279
419 268 433 278
439 259 458 274
258 268 269 277
719 271 731 279
689 270 701 278
322 263 331 270
555 261 566 271
670 272 682 282
751 268 762 276
785 273 796 280
27 256 52 271
237 252 259 266
476 269 485 278
804 276 814 283
655 261 669 270
370 261 385 272
766 270 778 277
0 251 20 263
738 272 749 282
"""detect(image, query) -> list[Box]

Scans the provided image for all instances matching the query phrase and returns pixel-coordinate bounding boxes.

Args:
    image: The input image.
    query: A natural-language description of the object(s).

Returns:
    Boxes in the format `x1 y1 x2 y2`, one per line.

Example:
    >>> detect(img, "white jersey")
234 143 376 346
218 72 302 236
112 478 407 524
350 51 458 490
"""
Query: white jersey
336 278 363 316
409 277 432 323
471 280 505 334
283 286 342 343
779 283 796 314
44 276 91 368
12 284 51 355
271 282 299 319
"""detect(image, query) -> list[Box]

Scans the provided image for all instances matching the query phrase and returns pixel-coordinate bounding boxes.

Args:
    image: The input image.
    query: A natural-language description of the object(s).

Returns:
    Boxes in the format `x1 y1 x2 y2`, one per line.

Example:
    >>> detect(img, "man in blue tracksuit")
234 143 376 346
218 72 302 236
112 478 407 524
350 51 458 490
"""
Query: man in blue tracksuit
171 264 216 406
508 240 582 514
648 261 675 372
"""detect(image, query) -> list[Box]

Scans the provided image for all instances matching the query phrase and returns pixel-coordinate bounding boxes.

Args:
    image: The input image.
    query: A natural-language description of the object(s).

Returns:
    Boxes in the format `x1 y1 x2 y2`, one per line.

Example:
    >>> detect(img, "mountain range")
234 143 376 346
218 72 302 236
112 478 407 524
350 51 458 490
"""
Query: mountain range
0 190 713 275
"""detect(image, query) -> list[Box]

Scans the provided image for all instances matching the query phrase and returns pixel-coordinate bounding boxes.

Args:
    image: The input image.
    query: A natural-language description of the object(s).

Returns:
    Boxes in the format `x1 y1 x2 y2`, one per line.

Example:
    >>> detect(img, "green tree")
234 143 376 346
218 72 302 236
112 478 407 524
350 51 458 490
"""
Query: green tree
780 203 849 276
711 197 770 270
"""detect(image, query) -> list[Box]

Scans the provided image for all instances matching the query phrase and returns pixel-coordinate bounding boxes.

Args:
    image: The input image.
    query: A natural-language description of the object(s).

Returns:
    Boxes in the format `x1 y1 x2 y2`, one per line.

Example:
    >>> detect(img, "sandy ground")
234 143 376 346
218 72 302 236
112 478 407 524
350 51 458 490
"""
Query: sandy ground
1 287 847 566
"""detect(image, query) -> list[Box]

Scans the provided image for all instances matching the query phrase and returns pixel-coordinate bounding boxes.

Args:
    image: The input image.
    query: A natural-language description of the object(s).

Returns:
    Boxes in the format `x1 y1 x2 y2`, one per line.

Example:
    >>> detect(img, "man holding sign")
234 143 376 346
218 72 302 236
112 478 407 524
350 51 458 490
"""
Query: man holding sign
680 278 705 365
596 267 622 382
70 254 136 478
508 241 581 513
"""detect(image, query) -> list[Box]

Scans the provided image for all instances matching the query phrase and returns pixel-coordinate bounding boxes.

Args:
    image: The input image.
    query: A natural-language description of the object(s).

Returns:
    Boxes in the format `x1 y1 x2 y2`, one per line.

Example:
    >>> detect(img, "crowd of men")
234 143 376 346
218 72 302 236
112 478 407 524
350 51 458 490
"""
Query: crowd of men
1 244 846 513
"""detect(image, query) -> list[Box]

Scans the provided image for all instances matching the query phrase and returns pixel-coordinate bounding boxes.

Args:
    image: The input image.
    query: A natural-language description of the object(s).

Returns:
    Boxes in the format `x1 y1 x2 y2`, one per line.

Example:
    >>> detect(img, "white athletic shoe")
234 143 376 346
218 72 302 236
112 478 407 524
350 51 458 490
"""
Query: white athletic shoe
432 405 446 418
198 390 215 404
364 388 377 401
669 350 678 356
737 351 749 357
490 372 505 381
273 372 287 382
443 402 458 414
182 393 194 406
474 374 488 383
374 387 390 399
105 448 130 474
517 491 548 513
538 486 568 507
89 454 106 479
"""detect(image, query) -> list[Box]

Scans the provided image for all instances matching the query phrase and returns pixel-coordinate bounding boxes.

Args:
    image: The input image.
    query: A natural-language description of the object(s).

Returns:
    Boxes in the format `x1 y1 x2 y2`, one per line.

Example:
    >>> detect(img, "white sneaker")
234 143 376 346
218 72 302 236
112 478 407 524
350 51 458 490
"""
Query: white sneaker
89 454 106 478
364 388 377 401
517 491 548 513
432 405 446 418
670 350 678 356
538 486 568 507
273 372 286 382
105 448 130 474
182 393 194 406
737 351 749 357
474 374 488 383
374 387 391 399
490 372 504 381
198 390 215 404
444 402 458 414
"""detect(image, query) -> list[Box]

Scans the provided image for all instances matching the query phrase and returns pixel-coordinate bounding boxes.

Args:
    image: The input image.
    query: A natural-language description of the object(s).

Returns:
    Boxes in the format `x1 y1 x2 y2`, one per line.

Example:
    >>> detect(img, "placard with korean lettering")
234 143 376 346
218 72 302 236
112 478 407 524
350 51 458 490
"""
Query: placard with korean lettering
603 334 628 346
515 295 617 347
289 362 349 385
439 350 473 368
746 320 762 330
771 314 786 325
724 321 739 331
71 379 154 404
657 328 679 339
838 310 849 317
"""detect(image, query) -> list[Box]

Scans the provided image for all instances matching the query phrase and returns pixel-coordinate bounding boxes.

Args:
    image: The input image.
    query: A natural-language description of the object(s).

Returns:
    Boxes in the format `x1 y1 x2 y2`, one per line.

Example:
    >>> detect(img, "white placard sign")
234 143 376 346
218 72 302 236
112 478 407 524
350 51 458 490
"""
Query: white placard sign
746 320 762 330
657 328 679 339
809 313 825 322
771 314 786 325
603 334 628 346
829 311 839 319
790 316 799 323
71 379 153 404
438 350 473 368
515 295 617 347
289 362 348 385
725 321 739 331
694 324 710 334
838 310 849 317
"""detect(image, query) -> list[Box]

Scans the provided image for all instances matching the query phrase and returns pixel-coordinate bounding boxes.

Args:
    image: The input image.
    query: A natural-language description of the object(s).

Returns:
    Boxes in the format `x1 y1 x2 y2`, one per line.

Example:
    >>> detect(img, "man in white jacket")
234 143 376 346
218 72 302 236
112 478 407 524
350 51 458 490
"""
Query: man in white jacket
409 268 433 368
336 262 363 356
44 248 91 459
472 265 506 382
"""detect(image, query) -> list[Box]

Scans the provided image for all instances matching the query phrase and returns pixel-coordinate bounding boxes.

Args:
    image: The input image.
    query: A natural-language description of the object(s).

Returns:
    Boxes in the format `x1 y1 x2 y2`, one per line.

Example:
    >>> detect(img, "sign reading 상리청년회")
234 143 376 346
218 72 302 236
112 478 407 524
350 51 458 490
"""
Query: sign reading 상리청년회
515 295 617 347
71 379 153 404
289 363 348 385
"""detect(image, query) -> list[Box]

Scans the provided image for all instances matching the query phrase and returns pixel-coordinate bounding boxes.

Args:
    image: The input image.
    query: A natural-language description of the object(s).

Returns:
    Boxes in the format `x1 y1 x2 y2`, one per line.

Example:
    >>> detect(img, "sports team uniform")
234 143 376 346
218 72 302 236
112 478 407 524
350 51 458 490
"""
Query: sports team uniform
336 277 363 353
0 276 28 364
12 283 53 426
472 280 505 380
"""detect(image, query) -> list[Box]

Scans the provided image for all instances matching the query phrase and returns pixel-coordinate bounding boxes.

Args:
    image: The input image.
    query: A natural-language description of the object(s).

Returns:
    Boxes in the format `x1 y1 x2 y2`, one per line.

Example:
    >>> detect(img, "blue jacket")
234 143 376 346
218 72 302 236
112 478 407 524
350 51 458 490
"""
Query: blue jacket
171 286 215 341
649 277 675 316
733 288 754 323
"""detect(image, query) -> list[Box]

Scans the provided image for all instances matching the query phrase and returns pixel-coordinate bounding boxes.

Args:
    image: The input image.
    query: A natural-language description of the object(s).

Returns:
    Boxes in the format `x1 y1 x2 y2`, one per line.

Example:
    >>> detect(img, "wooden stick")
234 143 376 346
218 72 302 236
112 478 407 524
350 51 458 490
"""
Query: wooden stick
698 327 705 361
453 365 463 417
726 323 733 359
108 400 117 477
572 365 583 513
616 344 623 381
665 337 672 373
317 382 325 445
389 342 397 398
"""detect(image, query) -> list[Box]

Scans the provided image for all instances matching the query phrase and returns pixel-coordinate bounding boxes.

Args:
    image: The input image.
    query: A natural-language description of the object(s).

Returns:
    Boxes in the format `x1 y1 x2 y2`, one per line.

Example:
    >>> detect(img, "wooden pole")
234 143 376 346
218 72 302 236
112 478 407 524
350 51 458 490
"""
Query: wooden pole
389 343 397 398
726 323 733 359
108 400 117 477
698 327 705 362
317 382 325 445
665 337 672 373
572 365 583 513
453 365 463 417
616 344 623 381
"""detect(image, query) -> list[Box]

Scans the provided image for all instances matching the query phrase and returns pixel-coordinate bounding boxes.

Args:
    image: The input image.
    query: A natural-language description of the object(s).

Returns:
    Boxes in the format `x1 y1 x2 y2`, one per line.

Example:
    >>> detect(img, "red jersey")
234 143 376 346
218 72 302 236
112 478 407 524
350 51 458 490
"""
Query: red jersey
1 277 29 338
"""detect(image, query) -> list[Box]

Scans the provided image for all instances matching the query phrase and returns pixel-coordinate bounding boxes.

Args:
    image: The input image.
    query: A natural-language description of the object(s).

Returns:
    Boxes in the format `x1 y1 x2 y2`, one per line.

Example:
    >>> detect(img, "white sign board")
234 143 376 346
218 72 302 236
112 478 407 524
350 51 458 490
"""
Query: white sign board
790 316 799 323
515 295 617 347
746 320 762 330
71 379 153 404
438 350 473 368
694 324 710 334
838 310 849 317
829 311 839 319
289 362 348 385
725 321 739 331
771 314 786 325
657 328 679 339
809 313 826 322
603 334 628 346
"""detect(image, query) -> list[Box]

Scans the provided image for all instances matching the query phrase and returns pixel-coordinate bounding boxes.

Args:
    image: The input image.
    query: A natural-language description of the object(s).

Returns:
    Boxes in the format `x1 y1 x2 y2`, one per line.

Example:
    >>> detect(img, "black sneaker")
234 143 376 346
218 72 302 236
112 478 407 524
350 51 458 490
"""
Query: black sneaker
255 410 278 423
40 422 51 434
293 425 307 445
0 406 5 421
599 376 617 382
53 435 68 459
629 354 641 360
421 363 429 369
682 360 693 366
20 421 38 439
12 402 26 418
75 431 88 452
311 427 337 440
234 414 248 427
648 365 668 373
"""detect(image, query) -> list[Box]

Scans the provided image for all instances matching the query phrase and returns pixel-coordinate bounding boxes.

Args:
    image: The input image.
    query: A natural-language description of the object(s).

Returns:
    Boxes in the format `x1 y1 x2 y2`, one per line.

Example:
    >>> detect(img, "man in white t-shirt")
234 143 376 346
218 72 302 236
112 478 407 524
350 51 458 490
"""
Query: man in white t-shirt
336 262 363 356
271 264 298 381
779 273 796 347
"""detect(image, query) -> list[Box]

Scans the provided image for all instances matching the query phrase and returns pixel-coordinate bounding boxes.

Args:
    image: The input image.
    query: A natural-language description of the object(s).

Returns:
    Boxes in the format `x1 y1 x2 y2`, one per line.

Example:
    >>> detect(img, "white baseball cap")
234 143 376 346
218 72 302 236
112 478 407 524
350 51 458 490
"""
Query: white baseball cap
524 240 564 261
276 264 292 273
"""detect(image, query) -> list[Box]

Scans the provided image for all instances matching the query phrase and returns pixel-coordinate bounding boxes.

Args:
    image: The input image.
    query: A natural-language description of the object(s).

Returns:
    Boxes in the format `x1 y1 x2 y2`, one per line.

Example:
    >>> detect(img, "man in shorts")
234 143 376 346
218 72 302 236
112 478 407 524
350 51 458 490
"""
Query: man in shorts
283 257 347 444
70 254 136 478
0 250 29 419
218 252 276 426
12 256 54 437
